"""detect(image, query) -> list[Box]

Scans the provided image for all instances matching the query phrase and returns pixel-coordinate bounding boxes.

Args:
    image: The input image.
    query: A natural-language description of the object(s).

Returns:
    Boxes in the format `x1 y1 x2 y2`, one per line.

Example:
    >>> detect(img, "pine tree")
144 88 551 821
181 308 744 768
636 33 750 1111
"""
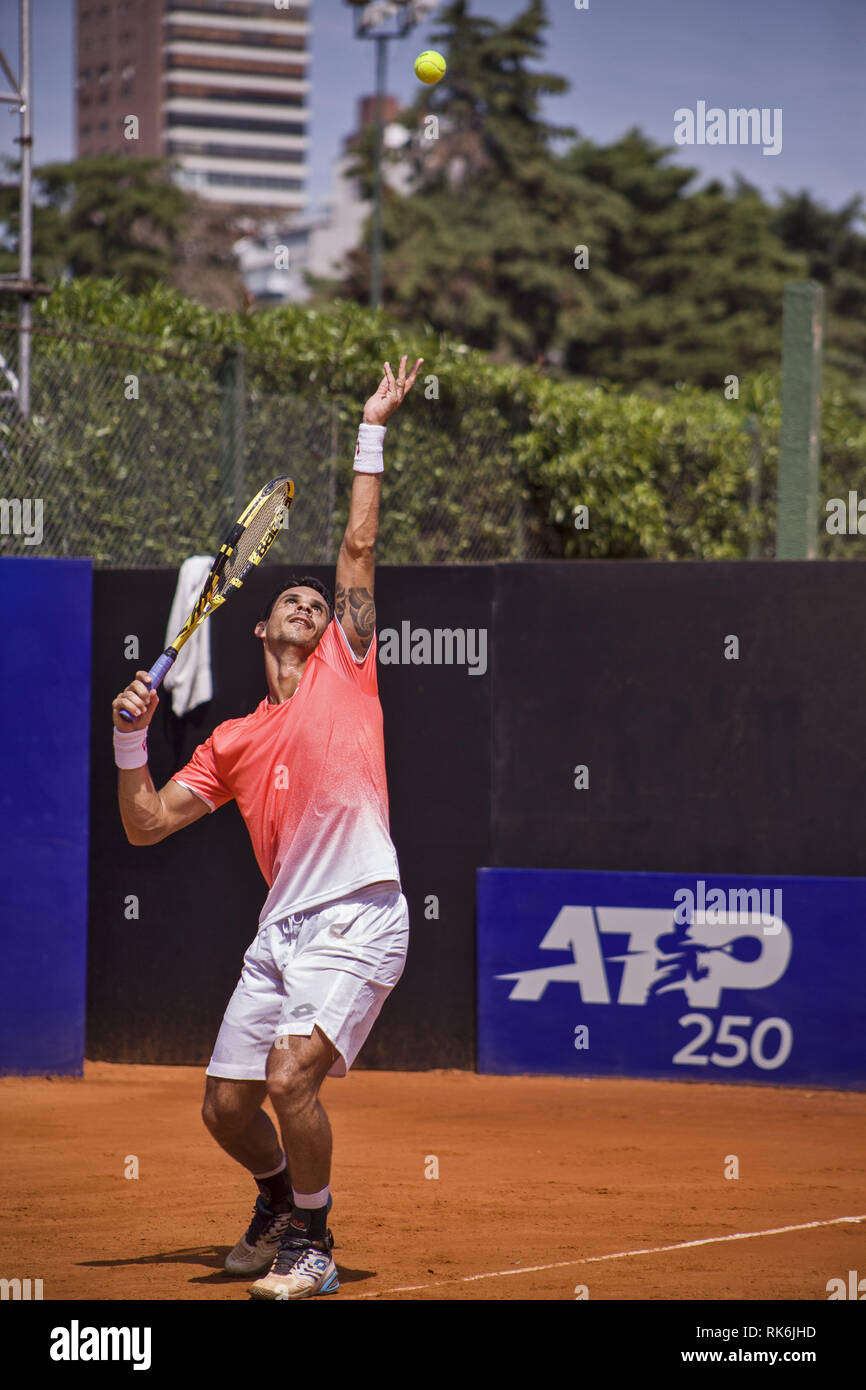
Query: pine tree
769 190 866 384
561 135 805 386
0 153 244 304
340 0 632 363
336 3 859 396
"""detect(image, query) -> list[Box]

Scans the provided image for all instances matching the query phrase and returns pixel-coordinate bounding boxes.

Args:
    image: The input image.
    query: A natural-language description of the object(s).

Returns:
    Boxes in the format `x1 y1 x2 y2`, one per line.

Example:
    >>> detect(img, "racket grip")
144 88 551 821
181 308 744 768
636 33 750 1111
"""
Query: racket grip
118 648 178 723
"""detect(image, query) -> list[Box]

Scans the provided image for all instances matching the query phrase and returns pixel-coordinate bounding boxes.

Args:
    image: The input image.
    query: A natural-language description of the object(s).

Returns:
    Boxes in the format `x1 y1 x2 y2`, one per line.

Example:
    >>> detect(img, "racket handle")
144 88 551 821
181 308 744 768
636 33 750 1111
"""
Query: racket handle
118 648 178 723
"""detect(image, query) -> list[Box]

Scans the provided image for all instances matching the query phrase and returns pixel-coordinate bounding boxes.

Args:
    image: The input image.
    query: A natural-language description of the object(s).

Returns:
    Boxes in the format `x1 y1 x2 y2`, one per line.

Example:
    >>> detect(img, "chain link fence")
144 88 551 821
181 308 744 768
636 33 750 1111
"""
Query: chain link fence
0 322 337 567
0 322 547 568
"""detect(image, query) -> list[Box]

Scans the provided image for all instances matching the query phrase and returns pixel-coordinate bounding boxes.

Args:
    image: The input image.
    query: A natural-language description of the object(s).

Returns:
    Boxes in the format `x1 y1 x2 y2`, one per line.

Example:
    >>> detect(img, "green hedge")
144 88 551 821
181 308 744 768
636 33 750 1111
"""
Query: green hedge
4 277 863 563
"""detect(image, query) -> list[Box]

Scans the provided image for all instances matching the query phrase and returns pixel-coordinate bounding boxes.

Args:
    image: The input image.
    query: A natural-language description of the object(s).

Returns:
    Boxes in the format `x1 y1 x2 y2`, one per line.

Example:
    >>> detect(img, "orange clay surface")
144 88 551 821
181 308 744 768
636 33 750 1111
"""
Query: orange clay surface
1 1063 863 1301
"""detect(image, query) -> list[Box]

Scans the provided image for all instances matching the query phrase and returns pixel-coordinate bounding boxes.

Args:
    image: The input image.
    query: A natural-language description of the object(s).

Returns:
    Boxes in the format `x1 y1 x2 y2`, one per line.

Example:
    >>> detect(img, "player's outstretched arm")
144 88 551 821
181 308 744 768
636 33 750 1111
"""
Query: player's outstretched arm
112 673 209 845
336 354 422 659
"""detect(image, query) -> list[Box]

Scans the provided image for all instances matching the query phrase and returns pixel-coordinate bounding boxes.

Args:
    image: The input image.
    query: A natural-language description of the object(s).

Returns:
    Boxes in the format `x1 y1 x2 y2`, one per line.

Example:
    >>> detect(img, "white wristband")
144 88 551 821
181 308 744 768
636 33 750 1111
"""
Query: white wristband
354 422 386 474
113 726 148 769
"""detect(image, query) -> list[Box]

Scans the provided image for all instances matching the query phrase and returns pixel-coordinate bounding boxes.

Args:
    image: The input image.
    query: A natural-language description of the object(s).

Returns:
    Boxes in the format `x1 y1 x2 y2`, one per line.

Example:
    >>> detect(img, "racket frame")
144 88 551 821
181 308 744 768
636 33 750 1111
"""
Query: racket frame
118 475 293 721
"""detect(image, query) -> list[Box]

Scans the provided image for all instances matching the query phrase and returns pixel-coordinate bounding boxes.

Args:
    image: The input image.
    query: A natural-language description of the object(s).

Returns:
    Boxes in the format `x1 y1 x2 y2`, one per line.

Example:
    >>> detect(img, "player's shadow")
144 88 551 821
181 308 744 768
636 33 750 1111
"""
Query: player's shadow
79 1247 376 1286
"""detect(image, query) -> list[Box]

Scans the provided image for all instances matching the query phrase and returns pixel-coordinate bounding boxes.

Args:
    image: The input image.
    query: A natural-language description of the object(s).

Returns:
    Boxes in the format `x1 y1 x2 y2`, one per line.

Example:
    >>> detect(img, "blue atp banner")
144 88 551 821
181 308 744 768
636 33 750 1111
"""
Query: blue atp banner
0 557 92 1075
477 868 866 1088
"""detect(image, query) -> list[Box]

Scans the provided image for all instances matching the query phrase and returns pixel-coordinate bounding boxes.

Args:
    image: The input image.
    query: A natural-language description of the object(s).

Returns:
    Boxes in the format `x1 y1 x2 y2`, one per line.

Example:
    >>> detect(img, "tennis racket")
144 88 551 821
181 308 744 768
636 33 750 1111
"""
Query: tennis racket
119 475 294 721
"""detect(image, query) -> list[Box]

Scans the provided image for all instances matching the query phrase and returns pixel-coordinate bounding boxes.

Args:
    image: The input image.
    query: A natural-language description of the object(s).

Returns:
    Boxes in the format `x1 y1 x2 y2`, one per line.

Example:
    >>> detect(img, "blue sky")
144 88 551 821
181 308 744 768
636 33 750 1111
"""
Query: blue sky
0 0 862 213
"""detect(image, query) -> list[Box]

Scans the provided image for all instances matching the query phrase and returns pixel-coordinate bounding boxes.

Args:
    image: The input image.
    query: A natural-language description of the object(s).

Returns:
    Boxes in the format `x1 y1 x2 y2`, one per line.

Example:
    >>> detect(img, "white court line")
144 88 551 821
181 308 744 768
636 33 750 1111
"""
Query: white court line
341 1213 866 1299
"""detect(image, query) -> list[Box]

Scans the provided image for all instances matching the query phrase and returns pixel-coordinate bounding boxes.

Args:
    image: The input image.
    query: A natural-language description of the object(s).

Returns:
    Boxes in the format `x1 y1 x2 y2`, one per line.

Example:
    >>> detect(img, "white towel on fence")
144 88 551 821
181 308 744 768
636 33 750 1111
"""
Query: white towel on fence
162 555 215 717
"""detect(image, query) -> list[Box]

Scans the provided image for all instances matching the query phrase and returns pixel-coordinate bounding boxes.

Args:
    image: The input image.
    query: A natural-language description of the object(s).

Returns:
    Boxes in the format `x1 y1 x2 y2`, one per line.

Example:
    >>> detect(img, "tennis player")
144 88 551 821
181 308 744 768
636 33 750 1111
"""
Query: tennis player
111 355 422 1301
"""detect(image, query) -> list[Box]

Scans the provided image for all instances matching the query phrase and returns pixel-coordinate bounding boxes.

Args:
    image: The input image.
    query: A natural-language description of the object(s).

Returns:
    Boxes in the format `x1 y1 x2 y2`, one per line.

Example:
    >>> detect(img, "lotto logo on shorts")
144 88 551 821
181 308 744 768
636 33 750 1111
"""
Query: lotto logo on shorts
291 1003 316 1018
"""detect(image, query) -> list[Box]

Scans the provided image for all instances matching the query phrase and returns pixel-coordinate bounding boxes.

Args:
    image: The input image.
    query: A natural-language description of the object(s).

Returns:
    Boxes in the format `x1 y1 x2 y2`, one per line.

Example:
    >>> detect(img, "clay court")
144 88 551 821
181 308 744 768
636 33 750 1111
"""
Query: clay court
1 1064 863 1302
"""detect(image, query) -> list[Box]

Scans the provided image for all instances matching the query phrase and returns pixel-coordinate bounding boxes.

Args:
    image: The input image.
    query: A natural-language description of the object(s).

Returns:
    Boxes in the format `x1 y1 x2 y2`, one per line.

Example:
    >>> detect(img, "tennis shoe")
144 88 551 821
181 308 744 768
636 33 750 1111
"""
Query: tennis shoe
224 1196 295 1275
247 1228 339 1300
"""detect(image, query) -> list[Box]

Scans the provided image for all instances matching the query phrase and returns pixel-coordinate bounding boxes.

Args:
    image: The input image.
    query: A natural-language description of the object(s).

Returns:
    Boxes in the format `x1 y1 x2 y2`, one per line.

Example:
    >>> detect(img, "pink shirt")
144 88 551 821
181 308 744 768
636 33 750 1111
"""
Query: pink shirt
172 619 400 924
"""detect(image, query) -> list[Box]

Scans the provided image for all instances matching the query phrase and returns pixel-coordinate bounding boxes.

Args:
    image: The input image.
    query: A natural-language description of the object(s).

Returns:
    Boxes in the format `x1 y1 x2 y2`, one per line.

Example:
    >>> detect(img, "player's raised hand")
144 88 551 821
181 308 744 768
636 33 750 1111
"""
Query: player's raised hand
363 354 424 425
112 672 159 731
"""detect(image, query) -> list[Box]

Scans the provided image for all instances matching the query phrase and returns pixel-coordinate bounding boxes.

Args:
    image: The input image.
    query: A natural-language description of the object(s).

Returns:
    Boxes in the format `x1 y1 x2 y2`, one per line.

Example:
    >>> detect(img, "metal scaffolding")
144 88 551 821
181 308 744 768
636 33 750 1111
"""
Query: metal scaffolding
0 0 43 418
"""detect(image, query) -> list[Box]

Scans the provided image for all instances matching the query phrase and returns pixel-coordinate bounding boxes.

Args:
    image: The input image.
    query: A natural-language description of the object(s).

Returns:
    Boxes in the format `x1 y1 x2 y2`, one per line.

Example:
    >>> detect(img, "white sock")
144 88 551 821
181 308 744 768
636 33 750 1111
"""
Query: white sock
253 1153 287 1180
291 1184 330 1211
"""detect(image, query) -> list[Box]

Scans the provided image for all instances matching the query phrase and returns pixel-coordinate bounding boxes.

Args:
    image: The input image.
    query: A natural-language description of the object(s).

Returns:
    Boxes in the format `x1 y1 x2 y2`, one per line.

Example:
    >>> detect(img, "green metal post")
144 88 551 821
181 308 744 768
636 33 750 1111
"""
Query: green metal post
775 282 824 559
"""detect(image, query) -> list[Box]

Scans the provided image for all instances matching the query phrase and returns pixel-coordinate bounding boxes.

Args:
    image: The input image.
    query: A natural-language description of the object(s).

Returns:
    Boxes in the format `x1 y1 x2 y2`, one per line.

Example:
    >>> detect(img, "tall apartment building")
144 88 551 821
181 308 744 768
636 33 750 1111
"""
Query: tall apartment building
76 0 310 213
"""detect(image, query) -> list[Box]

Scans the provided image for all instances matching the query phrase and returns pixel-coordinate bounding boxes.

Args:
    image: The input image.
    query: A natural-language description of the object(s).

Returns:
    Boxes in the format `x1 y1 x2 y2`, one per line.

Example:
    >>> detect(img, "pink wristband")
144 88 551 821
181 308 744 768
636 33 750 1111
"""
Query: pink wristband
113 726 148 769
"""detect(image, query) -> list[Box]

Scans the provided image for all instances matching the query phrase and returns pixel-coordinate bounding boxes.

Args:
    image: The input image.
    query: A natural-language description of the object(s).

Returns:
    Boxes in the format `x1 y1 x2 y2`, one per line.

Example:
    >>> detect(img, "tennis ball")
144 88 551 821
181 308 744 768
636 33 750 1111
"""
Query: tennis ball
414 50 446 85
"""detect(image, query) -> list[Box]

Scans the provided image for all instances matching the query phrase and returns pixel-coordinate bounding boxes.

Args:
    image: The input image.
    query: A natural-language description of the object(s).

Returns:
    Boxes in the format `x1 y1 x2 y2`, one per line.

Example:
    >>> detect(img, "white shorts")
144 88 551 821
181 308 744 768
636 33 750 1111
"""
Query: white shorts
206 880 409 1081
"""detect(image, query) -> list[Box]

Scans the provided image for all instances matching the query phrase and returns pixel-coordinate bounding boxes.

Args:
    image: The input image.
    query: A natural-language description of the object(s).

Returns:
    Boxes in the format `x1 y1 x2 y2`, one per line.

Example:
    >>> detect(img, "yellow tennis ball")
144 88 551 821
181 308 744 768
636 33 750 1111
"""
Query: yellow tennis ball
414 50 446 85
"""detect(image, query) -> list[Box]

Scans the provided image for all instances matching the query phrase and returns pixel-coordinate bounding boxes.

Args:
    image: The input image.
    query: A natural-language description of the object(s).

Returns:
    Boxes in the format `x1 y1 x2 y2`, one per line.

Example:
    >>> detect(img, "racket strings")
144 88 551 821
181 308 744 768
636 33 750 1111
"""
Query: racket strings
213 487 289 599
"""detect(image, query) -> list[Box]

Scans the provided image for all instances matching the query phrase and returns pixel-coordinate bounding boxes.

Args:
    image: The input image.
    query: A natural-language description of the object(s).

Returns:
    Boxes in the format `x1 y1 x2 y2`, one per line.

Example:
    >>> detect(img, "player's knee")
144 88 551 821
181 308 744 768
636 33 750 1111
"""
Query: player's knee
266 1063 315 1114
201 1096 224 1135
201 1094 248 1139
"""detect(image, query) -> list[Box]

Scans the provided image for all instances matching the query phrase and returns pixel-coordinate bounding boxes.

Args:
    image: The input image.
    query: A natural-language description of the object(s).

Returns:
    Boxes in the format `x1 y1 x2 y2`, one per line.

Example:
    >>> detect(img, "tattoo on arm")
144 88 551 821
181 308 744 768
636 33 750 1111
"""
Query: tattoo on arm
349 587 375 642
335 584 375 644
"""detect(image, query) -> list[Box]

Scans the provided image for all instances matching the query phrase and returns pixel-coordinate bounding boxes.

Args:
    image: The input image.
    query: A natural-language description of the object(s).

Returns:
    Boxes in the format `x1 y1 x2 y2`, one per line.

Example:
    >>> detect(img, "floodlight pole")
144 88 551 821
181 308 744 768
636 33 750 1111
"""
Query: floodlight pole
370 33 387 311
345 1 421 312
0 0 35 417
18 0 32 417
